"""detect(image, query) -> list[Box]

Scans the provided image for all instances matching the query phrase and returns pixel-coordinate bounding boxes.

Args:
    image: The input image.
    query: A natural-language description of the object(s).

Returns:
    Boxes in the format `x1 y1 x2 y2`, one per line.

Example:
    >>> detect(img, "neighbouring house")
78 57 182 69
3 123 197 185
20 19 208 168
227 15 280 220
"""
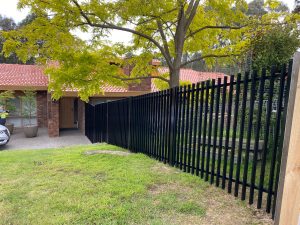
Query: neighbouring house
0 62 228 137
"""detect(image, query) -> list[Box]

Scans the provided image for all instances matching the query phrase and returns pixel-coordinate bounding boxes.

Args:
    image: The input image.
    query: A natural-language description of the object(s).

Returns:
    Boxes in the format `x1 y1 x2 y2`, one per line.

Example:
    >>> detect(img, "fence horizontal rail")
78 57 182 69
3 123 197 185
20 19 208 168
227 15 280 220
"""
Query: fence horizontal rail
85 61 293 218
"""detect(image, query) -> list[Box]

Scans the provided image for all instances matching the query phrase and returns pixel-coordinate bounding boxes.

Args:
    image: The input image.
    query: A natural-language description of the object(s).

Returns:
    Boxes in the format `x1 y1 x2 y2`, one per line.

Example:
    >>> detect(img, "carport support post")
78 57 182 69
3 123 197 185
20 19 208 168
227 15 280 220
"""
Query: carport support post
275 52 300 225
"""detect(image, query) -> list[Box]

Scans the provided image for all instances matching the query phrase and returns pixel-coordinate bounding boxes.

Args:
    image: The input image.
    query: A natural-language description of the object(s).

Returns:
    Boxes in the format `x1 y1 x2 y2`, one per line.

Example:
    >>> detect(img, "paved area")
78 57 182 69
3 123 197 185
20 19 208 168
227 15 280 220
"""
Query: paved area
0 128 91 151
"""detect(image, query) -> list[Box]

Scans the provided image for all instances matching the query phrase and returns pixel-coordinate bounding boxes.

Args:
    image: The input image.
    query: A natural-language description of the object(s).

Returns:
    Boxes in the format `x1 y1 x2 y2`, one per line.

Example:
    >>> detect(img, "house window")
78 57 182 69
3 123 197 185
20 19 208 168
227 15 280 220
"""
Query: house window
9 97 21 116
6 96 37 127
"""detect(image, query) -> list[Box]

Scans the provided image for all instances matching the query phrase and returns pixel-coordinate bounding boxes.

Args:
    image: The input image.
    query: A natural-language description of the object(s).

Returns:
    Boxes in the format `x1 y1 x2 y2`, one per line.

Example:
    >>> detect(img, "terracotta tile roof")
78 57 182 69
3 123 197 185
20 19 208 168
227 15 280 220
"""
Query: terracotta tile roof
101 84 128 92
152 67 228 91
158 67 227 83
0 63 128 92
0 63 48 88
0 64 228 93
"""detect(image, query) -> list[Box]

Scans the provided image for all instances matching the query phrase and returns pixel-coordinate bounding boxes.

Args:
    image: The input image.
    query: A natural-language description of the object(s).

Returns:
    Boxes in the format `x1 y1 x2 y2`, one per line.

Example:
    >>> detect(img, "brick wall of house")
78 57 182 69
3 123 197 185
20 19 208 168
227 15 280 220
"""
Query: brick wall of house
36 91 48 128
123 63 152 92
47 94 59 137
128 78 152 91
123 64 134 76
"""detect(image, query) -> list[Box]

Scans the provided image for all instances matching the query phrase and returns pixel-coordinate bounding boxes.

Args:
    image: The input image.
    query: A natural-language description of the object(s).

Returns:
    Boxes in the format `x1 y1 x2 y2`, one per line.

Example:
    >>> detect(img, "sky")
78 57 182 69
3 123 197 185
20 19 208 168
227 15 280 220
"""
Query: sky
0 0 132 43
0 0 297 43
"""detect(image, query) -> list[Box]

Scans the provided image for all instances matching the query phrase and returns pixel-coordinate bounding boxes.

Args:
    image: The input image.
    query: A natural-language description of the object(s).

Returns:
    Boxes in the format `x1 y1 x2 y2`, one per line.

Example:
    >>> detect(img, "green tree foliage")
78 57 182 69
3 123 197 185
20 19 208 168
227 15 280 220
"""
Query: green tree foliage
0 15 18 63
247 0 267 16
248 25 300 71
17 14 37 28
293 0 300 14
20 90 36 126
0 91 15 112
1 0 299 100
241 1 300 71
246 0 288 16
0 14 36 64
294 3 300 14
0 15 16 31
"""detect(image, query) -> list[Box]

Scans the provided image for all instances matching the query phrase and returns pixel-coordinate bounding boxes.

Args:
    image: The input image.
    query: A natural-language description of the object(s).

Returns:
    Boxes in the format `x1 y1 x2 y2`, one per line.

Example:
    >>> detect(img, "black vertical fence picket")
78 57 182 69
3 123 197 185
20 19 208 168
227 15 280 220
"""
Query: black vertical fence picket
85 62 293 218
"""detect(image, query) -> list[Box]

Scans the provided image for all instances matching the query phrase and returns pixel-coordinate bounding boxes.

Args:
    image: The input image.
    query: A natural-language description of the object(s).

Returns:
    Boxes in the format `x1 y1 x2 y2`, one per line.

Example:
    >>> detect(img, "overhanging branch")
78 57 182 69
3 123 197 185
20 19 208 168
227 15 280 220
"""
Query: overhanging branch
186 22 289 39
180 53 240 67
186 25 246 39
157 20 172 61
70 0 174 69
185 0 200 31
113 75 170 84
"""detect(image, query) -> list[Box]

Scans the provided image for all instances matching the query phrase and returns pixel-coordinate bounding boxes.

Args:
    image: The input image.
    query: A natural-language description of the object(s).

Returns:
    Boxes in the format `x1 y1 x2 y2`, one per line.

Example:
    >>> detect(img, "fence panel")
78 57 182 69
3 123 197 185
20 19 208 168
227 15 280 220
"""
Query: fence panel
85 62 293 218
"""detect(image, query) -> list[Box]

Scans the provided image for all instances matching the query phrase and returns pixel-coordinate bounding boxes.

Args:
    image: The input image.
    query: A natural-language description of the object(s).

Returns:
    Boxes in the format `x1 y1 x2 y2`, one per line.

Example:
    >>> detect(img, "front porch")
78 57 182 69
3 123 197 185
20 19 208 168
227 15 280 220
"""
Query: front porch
1 128 91 150
48 96 120 137
47 96 86 137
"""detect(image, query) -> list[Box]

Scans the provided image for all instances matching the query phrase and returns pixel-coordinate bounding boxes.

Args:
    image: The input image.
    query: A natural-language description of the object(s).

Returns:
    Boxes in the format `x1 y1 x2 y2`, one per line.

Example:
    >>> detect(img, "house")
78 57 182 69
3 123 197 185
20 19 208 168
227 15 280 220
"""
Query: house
0 62 227 137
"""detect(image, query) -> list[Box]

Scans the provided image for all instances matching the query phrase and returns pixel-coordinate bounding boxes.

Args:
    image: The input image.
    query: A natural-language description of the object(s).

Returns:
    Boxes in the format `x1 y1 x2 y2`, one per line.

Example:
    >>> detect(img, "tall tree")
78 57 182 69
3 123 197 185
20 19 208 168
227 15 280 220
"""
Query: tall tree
294 0 300 14
247 0 288 16
242 1 299 71
0 15 17 63
245 25 300 71
17 14 37 28
0 14 36 64
247 0 267 16
0 15 16 31
1 0 299 100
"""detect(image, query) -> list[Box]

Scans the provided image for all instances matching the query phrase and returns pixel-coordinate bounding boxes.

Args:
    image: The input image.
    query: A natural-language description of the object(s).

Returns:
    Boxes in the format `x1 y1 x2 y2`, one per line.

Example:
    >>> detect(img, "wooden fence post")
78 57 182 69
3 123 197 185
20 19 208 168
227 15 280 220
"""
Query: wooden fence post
275 52 300 225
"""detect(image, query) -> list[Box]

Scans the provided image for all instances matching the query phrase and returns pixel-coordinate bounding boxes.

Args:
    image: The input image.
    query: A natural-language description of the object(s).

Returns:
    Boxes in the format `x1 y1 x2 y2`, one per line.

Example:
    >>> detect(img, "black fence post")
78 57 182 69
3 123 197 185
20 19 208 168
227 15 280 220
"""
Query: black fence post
266 65 287 213
273 61 293 219
93 104 96 143
168 87 178 166
128 97 132 150
106 102 109 143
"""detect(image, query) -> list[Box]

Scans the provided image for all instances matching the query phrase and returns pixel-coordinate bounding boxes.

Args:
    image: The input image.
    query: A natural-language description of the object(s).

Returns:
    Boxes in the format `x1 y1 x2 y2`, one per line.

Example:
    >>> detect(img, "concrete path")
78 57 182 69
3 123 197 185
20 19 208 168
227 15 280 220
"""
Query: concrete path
0 128 91 151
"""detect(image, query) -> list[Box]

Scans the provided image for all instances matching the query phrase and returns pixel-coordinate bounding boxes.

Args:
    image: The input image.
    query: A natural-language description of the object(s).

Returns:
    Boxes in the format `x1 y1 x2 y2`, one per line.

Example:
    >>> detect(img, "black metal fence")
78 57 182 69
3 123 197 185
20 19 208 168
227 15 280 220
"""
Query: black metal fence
85 62 293 217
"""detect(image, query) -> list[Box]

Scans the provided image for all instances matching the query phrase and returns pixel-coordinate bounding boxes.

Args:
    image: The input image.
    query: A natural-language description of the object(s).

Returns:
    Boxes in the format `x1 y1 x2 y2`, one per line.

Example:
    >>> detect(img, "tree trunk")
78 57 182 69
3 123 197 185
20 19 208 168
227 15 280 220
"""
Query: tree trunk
168 2 195 89
169 67 180 88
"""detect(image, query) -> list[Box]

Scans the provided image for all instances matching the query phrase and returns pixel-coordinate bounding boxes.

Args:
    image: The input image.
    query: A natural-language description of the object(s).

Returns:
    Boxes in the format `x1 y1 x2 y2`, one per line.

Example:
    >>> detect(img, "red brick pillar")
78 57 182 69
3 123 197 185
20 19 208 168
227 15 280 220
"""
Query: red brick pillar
37 91 48 127
47 94 59 137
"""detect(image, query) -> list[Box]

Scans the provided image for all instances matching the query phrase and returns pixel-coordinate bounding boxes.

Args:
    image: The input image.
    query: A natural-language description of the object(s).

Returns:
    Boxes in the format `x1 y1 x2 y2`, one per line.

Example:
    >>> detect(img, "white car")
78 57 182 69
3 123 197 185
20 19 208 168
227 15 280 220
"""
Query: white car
0 125 10 146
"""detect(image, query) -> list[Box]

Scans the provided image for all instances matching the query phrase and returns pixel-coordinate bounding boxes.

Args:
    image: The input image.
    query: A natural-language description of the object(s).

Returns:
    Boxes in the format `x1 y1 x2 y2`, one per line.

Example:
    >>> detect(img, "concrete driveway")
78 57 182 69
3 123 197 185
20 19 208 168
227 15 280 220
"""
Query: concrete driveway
0 128 91 151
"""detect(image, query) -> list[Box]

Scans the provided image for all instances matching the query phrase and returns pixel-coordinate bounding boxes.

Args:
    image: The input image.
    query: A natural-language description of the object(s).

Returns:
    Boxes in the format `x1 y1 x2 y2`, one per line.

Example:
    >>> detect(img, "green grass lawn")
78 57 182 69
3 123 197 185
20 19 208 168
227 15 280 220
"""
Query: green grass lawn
0 144 271 225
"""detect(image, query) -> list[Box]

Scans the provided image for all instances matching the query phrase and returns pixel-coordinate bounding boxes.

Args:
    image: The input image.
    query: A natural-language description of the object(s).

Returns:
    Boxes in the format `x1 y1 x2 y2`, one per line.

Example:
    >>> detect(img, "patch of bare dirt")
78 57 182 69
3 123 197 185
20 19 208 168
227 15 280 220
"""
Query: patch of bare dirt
84 150 131 156
149 182 193 196
151 163 179 175
148 182 273 225
55 168 81 175
93 172 107 181
198 186 273 225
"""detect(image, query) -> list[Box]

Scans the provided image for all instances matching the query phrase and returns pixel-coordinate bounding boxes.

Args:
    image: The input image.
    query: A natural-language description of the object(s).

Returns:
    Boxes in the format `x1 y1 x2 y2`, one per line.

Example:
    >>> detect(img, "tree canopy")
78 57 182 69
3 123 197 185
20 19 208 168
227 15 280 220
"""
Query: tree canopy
241 0 300 71
246 0 288 16
0 14 36 64
1 0 299 100
0 15 16 31
247 24 300 71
